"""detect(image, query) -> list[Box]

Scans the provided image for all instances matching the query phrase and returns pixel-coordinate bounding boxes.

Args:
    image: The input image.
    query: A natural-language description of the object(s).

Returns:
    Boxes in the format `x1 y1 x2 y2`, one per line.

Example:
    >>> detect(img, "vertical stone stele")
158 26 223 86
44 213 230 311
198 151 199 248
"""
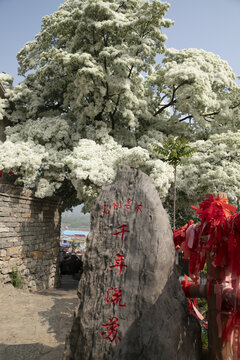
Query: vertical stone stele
64 165 201 360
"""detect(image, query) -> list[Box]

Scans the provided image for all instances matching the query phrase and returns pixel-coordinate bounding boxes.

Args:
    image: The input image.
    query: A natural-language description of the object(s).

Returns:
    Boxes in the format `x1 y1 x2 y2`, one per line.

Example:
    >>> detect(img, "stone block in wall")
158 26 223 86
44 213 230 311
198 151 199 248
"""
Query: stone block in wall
0 260 6 268
22 268 30 276
0 197 11 202
0 210 11 216
18 264 26 272
0 226 10 232
23 258 32 264
1 267 10 275
21 213 31 218
6 246 22 257
0 256 10 261
1 274 11 283
31 251 44 260
0 239 16 248
0 217 18 223
0 249 6 257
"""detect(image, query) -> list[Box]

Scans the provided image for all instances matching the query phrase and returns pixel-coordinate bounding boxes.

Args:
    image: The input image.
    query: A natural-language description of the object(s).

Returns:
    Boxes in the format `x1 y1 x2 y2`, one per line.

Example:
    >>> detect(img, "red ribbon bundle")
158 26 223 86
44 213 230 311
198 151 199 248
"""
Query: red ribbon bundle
192 195 236 226
174 195 240 355
174 196 238 277
181 274 208 329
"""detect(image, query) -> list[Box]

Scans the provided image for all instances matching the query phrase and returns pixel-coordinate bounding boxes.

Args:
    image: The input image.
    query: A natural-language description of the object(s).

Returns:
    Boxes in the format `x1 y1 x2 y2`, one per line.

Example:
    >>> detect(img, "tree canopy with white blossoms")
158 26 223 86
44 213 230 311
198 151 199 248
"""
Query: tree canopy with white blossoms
148 48 240 139
0 0 175 210
164 131 240 226
1 0 240 218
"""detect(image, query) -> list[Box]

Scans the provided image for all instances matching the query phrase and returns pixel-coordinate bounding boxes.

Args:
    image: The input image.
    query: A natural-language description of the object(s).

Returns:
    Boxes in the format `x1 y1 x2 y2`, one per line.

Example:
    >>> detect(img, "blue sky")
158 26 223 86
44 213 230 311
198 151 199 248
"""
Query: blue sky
165 0 240 77
0 0 240 84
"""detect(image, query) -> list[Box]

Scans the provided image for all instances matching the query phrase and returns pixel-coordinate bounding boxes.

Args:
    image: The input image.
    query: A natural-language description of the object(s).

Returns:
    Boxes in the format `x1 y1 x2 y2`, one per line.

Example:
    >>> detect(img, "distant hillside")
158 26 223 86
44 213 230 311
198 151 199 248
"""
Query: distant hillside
61 205 90 229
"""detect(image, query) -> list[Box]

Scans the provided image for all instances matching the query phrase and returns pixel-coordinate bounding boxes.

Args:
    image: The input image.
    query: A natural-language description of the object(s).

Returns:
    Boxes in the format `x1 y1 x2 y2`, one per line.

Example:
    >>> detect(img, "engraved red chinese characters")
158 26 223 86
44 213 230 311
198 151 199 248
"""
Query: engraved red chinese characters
101 317 121 343
102 204 110 215
106 286 126 308
109 254 127 276
136 201 142 214
112 200 122 209
113 224 130 245
123 198 132 209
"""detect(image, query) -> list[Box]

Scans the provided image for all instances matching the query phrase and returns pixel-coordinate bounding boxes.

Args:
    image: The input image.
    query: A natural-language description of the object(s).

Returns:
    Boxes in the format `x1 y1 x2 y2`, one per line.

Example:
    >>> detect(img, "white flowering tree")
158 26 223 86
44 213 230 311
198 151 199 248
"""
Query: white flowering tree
1 0 240 217
148 49 240 226
0 0 174 210
148 48 240 138
168 131 240 225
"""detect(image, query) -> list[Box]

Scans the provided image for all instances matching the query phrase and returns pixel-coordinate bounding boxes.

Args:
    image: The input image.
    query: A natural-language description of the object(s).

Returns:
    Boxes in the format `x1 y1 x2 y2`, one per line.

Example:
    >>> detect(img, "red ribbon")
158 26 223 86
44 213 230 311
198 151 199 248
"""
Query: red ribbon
174 194 240 354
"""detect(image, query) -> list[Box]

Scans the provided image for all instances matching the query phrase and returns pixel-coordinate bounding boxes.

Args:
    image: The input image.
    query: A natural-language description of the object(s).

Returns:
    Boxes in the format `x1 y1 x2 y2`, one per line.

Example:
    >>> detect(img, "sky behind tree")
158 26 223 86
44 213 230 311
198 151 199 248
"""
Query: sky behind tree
1 0 240 84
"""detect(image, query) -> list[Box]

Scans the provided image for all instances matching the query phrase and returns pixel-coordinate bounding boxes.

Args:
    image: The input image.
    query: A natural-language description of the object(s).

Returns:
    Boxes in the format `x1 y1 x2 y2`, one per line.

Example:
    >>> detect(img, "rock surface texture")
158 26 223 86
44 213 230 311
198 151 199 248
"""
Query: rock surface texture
64 165 201 360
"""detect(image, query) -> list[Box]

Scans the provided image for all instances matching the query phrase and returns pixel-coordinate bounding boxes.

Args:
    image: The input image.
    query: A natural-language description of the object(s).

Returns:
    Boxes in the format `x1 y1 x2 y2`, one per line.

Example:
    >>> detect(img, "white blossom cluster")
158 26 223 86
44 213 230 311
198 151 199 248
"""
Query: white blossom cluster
0 73 13 121
177 131 240 208
63 135 173 209
0 99 7 121
0 140 47 186
0 130 173 210
13 0 173 139
148 48 240 137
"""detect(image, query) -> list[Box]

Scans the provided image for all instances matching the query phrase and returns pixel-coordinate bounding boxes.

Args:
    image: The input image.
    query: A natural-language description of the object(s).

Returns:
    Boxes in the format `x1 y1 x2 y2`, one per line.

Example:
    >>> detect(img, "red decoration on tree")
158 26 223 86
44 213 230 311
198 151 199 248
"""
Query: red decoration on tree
173 196 238 277
191 195 236 226
109 254 127 276
181 274 195 298
113 224 130 245
101 317 121 343
106 286 126 307
174 194 240 356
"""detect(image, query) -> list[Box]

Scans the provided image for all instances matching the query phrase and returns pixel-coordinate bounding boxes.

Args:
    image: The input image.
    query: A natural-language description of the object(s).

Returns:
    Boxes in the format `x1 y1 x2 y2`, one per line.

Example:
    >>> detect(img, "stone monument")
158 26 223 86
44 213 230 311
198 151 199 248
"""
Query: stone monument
64 165 201 360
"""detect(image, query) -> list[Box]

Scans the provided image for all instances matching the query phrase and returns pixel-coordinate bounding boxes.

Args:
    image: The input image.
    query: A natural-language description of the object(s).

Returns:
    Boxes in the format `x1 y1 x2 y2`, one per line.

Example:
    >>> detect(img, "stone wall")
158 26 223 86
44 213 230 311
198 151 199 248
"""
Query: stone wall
0 184 61 291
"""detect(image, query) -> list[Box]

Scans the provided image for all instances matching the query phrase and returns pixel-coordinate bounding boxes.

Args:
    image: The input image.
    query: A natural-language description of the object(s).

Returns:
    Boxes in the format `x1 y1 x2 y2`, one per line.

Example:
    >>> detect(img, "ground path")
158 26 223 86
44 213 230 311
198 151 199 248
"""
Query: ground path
0 276 79 360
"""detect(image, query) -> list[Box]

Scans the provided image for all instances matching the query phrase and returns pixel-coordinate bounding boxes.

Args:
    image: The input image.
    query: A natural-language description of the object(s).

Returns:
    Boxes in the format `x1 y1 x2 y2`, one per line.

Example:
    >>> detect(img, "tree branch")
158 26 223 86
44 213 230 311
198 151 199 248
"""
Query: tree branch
230 102 240 110
94 82 109 121
153 82 189 117
179 115 193 122
128 65 134 79
110 94 121 130
160 93 169 103
116 1 125 12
